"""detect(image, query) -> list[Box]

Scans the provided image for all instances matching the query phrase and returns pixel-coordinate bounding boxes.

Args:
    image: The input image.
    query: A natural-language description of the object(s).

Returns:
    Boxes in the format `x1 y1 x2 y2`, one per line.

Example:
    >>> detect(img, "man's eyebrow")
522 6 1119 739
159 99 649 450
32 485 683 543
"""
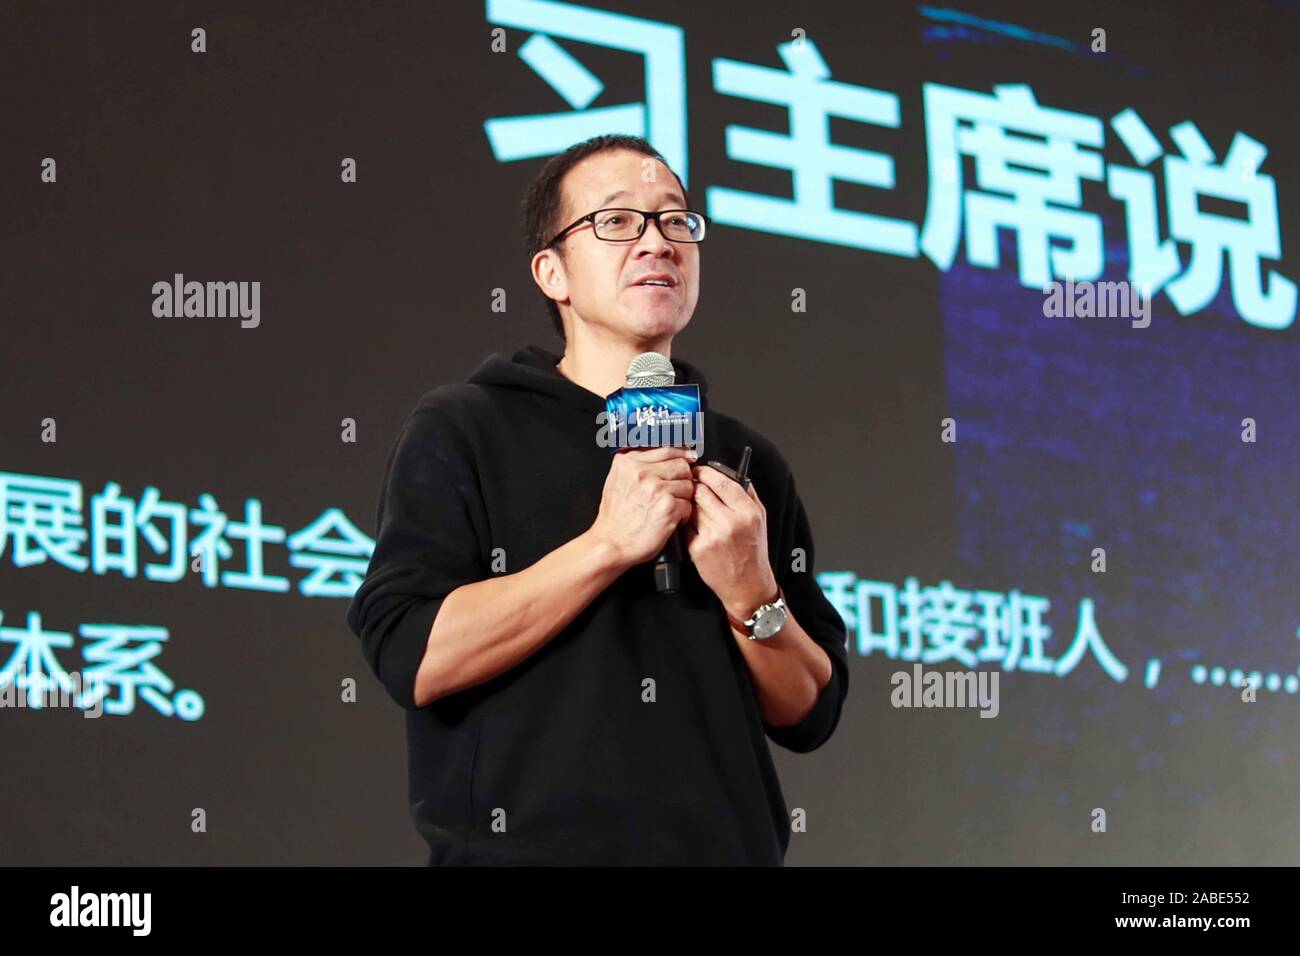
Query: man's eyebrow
598 189 688 208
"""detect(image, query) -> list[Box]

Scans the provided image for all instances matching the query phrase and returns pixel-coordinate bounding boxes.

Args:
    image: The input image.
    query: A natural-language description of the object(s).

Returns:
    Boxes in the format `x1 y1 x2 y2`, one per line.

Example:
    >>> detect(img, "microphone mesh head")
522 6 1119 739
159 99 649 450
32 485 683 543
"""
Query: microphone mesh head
626 352 676 387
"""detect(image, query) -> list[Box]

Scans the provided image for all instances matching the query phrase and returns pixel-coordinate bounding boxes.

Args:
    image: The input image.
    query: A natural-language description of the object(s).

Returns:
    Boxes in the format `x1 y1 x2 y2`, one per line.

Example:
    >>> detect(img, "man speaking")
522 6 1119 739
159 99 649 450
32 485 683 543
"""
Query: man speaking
346 134 849 865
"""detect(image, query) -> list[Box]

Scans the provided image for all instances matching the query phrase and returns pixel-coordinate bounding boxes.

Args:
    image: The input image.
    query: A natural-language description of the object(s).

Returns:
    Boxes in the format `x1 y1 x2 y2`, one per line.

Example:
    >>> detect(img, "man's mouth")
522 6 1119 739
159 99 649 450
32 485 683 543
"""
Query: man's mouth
631 274 677 289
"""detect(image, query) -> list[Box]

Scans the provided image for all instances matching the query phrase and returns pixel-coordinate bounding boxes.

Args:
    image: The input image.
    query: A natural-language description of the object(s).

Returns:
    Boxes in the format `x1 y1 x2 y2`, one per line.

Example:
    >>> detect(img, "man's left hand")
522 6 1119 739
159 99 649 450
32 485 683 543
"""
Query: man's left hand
683 465 780 625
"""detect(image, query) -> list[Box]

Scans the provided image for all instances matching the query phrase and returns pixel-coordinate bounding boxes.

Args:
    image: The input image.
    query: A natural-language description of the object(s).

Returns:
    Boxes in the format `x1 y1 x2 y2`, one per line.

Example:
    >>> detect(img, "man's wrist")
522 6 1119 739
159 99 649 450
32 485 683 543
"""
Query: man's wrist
581 527 629 575
724 577 781 626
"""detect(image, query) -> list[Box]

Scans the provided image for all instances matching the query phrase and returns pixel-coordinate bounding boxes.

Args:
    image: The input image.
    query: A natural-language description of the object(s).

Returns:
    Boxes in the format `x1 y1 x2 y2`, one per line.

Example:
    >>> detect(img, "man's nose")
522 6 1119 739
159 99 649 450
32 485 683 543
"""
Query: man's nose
633 218 675 255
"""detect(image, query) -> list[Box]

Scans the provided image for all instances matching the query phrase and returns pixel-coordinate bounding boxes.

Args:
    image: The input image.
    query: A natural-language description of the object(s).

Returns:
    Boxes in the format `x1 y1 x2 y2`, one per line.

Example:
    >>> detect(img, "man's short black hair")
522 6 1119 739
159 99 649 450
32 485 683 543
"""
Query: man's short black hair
520 134 690 342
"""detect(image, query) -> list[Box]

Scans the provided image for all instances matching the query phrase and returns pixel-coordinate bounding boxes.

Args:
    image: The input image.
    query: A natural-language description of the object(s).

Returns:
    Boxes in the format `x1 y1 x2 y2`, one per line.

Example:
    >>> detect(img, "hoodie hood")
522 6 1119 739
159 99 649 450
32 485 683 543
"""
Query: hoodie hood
467 344 710 415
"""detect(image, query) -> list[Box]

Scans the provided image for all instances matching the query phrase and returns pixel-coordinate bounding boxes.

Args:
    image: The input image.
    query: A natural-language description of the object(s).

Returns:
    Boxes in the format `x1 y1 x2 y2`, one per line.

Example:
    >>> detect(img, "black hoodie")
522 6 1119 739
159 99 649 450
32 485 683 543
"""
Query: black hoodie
346 344 849 865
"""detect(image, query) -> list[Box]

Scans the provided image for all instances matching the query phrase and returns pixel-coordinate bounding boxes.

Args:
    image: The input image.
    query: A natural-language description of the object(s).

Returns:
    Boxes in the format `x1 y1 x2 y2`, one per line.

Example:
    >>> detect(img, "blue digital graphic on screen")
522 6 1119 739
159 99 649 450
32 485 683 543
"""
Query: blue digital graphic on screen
0 471 377 720
481 1 1294 331
484 0 689 183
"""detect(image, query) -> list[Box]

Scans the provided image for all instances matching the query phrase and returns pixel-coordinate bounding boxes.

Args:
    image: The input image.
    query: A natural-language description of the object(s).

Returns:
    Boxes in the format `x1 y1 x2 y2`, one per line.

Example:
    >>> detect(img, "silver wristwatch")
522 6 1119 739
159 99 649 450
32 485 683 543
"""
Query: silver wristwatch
727 586 788 640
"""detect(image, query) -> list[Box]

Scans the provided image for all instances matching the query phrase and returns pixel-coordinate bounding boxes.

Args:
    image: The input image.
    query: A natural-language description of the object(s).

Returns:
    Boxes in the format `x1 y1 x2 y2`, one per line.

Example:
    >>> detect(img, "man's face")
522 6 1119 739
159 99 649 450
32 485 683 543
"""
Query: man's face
533 149 700 344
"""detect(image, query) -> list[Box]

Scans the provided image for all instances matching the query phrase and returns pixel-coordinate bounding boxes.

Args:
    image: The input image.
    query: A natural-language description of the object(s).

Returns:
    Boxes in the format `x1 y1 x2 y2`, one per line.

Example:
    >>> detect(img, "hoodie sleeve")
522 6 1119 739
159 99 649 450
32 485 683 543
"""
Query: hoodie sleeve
346 403 490 711
762 469 850 754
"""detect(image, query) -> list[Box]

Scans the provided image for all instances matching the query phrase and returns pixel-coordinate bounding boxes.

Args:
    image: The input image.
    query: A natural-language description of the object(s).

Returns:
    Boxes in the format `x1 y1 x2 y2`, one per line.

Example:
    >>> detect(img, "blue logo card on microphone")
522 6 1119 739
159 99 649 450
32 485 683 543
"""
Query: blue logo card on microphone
601 385 703 456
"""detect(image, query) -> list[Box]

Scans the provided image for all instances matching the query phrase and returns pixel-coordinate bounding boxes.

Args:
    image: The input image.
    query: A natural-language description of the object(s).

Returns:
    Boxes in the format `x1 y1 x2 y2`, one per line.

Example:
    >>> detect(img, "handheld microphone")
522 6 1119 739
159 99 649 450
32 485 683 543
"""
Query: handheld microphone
623 352 689 594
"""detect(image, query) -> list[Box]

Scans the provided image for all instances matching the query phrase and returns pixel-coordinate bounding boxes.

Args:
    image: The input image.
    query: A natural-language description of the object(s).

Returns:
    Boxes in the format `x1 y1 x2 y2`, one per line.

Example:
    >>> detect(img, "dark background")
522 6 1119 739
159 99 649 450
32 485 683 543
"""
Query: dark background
2 0 1297 864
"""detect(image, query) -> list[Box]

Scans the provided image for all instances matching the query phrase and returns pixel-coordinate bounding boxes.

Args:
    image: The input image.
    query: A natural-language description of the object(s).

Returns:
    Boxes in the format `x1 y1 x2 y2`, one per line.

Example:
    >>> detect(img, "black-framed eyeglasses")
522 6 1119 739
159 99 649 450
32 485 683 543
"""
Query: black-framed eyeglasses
547 208 709 247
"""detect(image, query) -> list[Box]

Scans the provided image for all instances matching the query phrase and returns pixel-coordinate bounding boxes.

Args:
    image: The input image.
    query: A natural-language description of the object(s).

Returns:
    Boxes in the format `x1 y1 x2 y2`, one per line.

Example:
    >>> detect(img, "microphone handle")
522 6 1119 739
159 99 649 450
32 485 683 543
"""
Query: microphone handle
653 527 686 593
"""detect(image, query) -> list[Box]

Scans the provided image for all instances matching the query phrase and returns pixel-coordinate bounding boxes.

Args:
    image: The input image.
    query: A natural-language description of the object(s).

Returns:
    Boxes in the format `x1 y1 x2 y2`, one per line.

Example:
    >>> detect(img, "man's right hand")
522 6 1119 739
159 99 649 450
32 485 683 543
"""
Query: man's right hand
588 446 698 569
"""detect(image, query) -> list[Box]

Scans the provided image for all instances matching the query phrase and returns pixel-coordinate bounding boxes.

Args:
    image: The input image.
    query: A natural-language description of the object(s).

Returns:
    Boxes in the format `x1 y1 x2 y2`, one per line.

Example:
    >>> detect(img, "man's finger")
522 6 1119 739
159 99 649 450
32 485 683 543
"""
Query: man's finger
693 464 750 510
643 458 695 482
620 445 699 463
664 477 696 500
692 477 726 514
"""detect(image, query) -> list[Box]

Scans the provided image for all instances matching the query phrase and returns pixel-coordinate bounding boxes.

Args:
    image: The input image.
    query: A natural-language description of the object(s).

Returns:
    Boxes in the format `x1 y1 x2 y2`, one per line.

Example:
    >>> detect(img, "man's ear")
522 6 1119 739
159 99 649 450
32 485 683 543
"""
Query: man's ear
531 247 569 306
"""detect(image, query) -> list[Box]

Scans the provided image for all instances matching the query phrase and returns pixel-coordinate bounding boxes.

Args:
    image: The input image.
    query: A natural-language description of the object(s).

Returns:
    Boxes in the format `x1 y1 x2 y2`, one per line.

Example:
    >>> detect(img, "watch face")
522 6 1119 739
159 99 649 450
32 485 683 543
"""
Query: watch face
753 605 788 640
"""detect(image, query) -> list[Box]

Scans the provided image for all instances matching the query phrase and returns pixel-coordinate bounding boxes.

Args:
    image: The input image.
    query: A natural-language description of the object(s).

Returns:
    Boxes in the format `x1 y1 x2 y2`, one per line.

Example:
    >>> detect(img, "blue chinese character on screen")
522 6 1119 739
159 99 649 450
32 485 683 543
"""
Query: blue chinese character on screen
921 82 1105 288
483 0 688 183
1053 597 1128 682
287 508 375 598
221 498 290 593
78 623 204 719
0 472 88 572
91 483 190 583
0 610 77 709
708 39 917 255
1109 108 1295 329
